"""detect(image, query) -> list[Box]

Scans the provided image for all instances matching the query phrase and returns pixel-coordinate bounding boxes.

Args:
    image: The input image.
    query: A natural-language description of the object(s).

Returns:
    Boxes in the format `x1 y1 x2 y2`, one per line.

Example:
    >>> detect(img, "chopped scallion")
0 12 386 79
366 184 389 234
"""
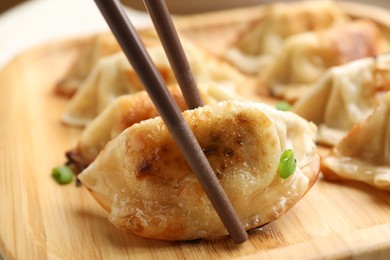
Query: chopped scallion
279 149 296 179
52 166 74 184
276 102 291 111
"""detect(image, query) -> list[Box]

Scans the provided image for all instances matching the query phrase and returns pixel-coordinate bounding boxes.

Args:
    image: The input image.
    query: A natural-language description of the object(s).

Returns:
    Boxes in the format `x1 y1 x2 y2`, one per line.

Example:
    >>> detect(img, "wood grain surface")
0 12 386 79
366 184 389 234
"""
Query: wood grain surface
1 2 390 259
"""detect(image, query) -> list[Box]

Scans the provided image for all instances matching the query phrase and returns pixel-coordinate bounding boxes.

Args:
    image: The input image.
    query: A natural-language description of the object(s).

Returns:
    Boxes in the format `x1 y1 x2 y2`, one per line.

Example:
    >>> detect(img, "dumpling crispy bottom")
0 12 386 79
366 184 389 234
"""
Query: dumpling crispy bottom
86 153 320 240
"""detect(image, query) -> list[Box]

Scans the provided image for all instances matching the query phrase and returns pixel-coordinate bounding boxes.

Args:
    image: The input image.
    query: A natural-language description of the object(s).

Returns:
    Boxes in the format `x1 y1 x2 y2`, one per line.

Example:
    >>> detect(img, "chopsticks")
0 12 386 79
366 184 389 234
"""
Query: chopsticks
93 0 248 244
143 0 203 109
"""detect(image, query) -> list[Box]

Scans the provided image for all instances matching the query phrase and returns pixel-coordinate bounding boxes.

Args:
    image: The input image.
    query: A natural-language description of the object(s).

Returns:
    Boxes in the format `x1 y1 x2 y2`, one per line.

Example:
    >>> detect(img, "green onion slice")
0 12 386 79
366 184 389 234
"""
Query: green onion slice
52 166 74 184
276 102 291 111
279 149 296 179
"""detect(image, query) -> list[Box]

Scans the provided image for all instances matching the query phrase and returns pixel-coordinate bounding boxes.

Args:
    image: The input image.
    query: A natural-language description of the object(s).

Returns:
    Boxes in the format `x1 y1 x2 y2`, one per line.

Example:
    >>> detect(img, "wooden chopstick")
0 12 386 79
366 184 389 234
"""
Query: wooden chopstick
93 0 248 244
143 0 204 109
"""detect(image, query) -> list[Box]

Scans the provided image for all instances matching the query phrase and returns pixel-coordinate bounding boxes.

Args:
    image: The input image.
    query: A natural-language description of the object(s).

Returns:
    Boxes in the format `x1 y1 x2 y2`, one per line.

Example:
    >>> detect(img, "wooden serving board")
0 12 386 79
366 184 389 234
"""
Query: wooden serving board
1 2 390 259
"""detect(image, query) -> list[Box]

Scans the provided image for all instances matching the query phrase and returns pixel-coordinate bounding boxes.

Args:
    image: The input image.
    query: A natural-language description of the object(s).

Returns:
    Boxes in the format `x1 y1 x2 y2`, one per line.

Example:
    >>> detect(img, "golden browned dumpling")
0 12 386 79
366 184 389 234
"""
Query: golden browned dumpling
237 0 348 56
66 83 237 173
78 101 319 241
261 20 386 101
293 54 390 146
65 88 186 173
321 93 390 190
62 41 256 127
225 0 348 74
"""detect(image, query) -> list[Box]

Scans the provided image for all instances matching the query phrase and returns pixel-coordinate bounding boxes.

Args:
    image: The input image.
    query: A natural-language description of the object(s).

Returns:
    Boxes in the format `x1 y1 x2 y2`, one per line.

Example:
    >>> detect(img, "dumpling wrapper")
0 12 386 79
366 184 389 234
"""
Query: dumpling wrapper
225 0 349 74
321 93 390 190
293 54 390 146
62 41 257 127
66 83 240 172
55 34 122 97
56 30 160 97
261 20 386 102
61 50 174 127
78 100 319 241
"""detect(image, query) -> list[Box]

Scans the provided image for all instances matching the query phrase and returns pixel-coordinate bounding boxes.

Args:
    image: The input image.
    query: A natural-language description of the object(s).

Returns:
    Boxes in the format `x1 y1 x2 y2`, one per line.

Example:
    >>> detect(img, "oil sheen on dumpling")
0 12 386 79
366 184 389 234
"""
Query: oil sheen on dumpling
321 93 390 190
78 100 319 241
225 0 348 74
293 54 390 146
66 83 238 173
62 41 256 127
261 20 385 102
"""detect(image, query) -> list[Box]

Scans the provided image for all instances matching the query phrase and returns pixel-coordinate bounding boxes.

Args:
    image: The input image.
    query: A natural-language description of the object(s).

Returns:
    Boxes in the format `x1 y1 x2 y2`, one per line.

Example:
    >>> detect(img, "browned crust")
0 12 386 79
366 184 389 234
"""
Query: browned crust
65 149 90 175
325 20 381 66
84 151 322 238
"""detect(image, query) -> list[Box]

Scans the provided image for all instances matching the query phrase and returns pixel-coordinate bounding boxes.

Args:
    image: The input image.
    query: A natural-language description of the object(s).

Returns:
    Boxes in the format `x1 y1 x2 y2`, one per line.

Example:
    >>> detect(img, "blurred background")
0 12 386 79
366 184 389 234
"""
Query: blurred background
1 0 389 15
122 0 390 13
0 0 389 68
0 0 24 13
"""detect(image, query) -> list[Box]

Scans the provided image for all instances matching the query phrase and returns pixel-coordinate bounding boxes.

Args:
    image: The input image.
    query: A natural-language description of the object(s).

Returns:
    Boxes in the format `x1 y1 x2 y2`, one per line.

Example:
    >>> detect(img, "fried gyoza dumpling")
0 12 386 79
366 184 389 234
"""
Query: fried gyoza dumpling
321 93 390 190
78 100 319 241
293 54 390 146
61 51 173 127
225 0 348 74
262 20 386 101
66 83 238 173
62 41 256 127
56 34 122 97
56 30 160 97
